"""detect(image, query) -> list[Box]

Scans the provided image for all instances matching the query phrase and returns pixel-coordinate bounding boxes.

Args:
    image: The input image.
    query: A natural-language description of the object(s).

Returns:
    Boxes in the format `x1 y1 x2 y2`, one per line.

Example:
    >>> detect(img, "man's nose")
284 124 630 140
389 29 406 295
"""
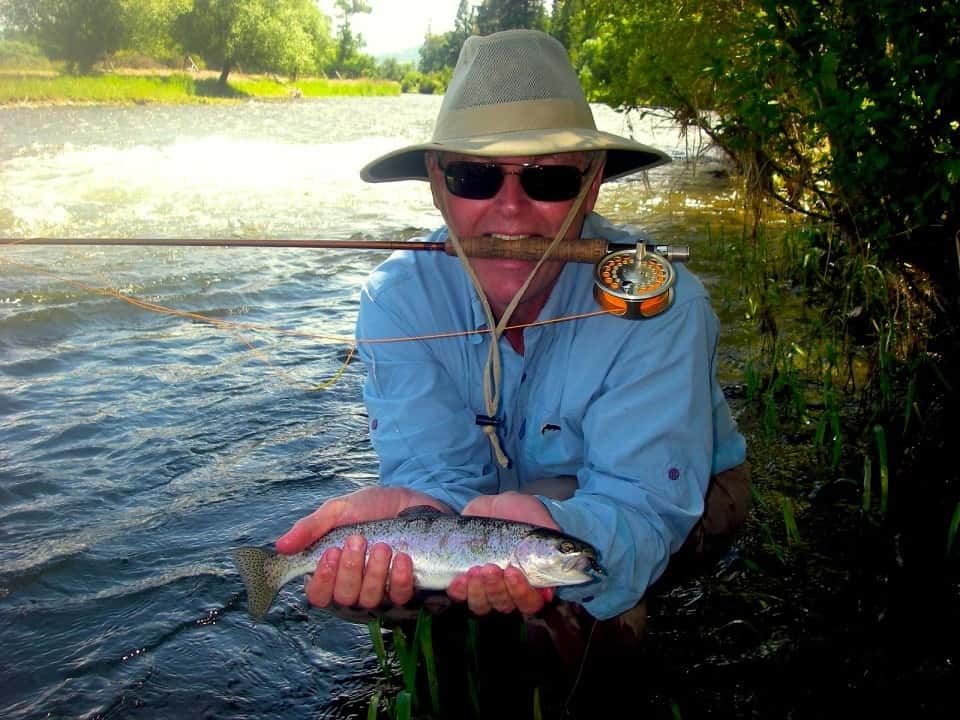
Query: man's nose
495 169 531 209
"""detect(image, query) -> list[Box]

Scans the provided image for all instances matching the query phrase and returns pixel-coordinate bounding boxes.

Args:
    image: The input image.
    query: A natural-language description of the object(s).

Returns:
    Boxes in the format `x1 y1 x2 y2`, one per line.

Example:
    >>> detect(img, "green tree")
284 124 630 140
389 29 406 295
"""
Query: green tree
419 30 451 74
548 0 580 51
419 0 476 74
476 0 546 34
123 0 192 64
374 56 414 82
174 0 331 84
450 0 476 60
331 0 373 77
579 0 959 254
0 0 128 73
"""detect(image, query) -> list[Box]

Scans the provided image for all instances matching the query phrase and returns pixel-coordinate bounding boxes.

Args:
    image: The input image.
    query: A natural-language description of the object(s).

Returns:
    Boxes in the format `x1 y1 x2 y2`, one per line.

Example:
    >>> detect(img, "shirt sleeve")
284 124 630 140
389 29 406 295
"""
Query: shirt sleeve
543 296 720 620
355 261 499 512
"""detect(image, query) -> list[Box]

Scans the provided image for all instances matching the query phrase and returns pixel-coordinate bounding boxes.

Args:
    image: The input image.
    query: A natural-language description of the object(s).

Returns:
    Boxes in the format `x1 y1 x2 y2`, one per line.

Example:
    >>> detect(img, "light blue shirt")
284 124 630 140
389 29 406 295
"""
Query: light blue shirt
355 214 746 620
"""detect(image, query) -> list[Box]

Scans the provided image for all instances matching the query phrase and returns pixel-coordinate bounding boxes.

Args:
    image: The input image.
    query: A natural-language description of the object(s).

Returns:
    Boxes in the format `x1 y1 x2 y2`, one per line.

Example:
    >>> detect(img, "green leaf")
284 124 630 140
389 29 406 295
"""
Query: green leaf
947 502 960 557
395 691 412 720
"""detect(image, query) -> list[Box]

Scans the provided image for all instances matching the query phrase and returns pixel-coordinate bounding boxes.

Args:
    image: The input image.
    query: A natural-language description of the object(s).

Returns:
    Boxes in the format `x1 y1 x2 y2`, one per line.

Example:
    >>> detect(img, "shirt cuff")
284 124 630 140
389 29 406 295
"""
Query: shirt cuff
536 495 646 621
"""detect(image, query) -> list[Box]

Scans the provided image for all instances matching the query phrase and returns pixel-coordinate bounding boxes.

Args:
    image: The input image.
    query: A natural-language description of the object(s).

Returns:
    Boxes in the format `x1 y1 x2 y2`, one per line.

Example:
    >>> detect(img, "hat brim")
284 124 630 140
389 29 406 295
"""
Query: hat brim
360 128 671 184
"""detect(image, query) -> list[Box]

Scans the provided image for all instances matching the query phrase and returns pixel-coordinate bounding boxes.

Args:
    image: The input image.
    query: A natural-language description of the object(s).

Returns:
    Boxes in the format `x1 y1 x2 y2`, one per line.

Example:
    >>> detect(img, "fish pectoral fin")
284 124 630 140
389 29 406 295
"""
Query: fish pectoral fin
396 505 446 519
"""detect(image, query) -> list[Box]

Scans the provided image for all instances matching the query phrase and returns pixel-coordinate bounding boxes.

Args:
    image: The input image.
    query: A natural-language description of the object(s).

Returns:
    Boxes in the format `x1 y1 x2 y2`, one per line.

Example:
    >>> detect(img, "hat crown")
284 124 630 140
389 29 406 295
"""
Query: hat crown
434 29 597 140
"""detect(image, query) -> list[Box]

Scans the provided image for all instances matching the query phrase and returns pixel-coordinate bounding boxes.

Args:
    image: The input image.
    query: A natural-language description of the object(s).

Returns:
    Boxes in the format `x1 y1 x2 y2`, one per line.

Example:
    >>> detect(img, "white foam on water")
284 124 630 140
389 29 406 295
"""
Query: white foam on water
1 134 439 238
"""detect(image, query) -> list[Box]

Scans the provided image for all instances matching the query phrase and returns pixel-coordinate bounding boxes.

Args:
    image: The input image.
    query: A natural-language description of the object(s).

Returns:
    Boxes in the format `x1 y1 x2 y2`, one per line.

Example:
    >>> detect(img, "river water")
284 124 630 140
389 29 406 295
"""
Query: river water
0 95 744 719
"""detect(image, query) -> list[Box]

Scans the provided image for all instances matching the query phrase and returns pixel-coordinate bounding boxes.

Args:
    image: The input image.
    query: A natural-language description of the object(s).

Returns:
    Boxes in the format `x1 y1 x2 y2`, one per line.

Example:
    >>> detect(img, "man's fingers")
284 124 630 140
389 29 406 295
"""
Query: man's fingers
305 547 340 607
460 492 559 530
504 567 545 615
481 564 515 614
387 552 415 605
465 567 492 615
357 543 392 609
461 495 496 518
276 498 346 554
446 574 468 602
332 535 367 607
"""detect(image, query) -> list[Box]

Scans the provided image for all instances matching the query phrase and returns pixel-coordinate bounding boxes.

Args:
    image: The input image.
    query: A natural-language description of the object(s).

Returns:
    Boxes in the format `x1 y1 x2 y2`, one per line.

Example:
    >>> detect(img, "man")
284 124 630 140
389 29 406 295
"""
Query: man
276 29 748 642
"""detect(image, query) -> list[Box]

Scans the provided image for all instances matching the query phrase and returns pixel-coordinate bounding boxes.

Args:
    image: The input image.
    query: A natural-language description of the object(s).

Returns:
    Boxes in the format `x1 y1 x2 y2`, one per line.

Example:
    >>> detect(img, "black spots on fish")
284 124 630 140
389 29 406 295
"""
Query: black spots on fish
397 505 445 519
541 423 561 434
467 537 488 555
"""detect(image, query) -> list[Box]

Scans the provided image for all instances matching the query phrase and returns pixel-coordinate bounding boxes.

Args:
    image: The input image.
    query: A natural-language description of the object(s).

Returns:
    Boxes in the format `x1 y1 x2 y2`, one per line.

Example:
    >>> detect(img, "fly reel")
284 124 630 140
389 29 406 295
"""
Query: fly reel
593 243 682 319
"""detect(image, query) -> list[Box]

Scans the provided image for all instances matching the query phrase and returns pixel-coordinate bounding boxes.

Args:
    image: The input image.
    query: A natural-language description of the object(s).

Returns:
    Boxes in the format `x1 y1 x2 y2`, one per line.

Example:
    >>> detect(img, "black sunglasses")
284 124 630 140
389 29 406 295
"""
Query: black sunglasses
440 160 590 202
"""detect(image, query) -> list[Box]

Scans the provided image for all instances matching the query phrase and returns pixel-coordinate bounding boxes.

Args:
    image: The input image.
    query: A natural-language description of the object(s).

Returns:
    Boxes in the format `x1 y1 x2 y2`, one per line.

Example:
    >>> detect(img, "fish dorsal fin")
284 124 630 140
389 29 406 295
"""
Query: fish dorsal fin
397 505 444 519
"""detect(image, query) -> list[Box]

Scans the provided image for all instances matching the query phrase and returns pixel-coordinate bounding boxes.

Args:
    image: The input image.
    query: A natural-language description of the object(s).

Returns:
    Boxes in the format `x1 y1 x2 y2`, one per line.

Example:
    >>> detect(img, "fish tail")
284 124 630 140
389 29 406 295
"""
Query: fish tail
232 546 284 620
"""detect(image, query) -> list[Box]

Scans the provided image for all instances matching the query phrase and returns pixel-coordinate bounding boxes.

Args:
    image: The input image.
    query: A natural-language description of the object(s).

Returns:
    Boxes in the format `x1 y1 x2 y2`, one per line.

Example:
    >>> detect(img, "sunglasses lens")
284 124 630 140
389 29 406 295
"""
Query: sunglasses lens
444 162 503 199
520 165 583 202
443 161 585 202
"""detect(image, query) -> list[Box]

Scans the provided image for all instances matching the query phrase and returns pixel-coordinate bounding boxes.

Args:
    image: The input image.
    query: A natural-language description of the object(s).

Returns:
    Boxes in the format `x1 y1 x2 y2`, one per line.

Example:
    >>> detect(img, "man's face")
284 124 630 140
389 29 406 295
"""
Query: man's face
426 151 604 317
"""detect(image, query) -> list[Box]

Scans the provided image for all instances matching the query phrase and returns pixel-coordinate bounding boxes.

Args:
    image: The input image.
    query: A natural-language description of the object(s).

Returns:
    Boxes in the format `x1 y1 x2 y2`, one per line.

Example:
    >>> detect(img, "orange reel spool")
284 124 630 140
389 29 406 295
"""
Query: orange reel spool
593 245 677 319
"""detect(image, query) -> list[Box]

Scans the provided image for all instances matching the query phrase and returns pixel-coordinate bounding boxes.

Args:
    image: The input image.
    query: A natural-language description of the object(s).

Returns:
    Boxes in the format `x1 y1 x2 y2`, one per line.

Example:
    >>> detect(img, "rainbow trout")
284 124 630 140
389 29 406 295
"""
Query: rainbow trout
233 506 604 619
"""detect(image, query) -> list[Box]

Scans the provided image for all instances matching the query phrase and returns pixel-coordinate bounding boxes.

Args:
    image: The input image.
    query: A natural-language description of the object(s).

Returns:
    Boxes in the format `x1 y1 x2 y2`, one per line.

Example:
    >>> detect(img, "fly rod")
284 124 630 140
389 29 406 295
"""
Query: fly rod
1 236 690 319
0 236 689 264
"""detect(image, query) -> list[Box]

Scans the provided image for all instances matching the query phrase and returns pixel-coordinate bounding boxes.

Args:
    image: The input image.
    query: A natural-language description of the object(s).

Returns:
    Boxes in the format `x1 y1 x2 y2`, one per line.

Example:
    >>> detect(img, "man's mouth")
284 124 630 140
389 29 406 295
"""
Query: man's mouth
487 233 543 241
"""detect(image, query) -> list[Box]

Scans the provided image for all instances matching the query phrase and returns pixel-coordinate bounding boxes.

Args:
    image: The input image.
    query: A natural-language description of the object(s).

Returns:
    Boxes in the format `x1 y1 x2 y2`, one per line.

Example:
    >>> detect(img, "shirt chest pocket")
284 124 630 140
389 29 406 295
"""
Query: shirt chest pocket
522 414 584 475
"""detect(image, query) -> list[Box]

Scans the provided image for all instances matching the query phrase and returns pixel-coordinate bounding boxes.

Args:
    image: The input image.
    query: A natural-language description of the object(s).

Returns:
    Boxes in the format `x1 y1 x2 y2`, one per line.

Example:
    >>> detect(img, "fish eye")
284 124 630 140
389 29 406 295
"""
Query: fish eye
558 540 576 554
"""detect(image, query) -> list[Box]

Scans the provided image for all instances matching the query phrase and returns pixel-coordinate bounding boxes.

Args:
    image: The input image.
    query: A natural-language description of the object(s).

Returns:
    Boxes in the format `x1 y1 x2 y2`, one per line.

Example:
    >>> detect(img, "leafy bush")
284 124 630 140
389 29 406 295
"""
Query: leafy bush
0 39 54 70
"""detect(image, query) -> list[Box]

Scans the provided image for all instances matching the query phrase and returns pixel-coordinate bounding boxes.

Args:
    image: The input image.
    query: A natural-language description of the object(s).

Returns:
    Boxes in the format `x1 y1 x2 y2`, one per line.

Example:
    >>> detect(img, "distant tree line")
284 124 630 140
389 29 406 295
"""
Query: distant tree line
0 0 381 84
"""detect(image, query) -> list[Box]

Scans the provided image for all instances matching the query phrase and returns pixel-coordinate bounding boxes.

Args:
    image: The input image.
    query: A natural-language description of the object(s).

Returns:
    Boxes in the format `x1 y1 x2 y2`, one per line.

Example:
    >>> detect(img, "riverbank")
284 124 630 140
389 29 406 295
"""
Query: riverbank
0 69 400 105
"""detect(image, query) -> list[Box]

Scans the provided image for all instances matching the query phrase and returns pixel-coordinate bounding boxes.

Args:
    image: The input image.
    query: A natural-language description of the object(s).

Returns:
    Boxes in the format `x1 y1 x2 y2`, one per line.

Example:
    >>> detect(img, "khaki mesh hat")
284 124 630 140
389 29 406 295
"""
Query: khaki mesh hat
360 29 670 183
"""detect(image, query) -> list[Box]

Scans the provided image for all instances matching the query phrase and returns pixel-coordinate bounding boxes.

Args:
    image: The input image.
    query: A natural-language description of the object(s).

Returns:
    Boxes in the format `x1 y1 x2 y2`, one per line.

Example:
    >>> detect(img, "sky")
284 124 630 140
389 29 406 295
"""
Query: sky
319 0 462 56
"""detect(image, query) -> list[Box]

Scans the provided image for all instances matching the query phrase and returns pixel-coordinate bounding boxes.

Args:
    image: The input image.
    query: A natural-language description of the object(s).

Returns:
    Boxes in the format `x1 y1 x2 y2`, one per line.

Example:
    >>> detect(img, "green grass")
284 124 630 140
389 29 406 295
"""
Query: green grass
294 78 400 97
227 76 292 98
0 72 401 104
0 73 198 103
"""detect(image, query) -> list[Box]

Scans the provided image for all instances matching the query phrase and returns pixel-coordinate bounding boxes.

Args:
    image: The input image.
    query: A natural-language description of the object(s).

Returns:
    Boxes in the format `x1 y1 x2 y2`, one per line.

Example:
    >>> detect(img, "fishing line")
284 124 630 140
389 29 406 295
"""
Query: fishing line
0 253 613 391
563 615 598 715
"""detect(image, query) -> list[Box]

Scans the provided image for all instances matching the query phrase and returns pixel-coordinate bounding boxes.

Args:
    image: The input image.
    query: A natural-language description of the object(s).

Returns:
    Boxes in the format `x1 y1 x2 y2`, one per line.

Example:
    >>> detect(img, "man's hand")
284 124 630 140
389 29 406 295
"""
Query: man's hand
447 491 559 616
276 486 450 610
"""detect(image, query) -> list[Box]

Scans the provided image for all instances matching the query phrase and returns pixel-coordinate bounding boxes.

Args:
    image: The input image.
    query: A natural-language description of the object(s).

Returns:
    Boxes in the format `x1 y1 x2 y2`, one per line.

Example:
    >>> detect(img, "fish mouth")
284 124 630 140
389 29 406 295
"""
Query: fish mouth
566 555 605 580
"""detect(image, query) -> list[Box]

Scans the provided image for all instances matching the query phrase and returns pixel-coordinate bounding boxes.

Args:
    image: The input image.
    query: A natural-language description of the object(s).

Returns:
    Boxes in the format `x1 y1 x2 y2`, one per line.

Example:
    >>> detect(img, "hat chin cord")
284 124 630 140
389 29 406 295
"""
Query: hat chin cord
442 161 602 469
